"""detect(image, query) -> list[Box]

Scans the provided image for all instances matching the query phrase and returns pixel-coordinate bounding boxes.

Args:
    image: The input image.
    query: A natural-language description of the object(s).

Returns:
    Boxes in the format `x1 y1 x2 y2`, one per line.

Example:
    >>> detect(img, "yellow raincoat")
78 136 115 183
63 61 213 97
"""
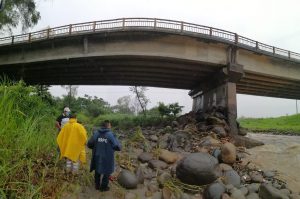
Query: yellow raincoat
57 118 87 163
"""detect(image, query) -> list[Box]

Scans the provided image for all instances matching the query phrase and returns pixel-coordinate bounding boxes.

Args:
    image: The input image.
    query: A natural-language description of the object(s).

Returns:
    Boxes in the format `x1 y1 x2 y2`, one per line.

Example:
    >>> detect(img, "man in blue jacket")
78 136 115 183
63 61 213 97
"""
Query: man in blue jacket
87 120 121 192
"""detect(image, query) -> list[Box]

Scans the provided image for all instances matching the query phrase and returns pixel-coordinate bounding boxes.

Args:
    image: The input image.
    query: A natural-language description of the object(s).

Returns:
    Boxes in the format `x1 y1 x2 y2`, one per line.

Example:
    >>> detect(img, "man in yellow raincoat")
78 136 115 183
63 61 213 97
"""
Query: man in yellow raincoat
57 113 87 174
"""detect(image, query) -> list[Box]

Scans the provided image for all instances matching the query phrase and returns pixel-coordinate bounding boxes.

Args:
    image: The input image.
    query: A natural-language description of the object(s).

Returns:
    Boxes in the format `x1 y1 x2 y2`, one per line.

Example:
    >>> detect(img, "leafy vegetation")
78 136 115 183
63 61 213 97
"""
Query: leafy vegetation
239 114 300 134
158 102 184 118
0 0 40 33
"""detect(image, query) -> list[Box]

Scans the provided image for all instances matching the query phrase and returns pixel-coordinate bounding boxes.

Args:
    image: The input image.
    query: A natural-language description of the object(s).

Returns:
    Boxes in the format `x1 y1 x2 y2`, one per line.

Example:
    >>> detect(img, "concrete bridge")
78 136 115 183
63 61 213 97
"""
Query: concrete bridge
0 18 300 135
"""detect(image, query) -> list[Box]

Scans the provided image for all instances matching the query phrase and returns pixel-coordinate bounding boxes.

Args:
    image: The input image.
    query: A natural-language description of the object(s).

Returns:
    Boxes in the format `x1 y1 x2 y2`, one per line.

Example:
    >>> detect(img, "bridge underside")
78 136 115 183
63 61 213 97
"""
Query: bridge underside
1 57 300 99
0 55 222 89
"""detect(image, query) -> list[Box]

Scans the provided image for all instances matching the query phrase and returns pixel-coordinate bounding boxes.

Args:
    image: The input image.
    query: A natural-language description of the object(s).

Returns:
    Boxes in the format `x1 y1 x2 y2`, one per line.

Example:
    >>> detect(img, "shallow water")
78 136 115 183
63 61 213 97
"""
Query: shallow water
246 133 300 193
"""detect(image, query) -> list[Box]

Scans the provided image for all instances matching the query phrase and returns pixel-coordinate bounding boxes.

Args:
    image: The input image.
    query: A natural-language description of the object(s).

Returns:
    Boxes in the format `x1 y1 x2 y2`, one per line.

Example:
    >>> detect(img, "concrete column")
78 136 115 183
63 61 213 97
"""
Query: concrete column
192 81 238 136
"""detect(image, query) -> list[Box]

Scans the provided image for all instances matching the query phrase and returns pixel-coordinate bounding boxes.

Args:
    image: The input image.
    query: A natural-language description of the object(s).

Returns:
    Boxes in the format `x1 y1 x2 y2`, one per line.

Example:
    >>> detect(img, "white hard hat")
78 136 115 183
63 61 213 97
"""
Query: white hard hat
64 107 70 112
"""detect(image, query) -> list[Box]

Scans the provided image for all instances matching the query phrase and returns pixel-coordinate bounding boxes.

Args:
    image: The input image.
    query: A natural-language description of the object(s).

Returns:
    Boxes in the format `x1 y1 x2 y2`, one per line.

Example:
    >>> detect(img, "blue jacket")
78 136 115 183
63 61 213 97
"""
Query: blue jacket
87 128 121 174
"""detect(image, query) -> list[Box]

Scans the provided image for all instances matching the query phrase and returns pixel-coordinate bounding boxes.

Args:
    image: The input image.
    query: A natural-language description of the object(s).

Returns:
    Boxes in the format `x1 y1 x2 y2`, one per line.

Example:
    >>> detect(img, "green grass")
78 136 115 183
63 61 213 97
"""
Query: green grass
239 114 300 134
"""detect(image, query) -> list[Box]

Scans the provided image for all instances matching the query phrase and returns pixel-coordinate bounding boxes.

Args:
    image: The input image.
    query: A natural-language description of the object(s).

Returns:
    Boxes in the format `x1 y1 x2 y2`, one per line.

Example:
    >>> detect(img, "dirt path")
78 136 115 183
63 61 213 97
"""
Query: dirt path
246 133 300 193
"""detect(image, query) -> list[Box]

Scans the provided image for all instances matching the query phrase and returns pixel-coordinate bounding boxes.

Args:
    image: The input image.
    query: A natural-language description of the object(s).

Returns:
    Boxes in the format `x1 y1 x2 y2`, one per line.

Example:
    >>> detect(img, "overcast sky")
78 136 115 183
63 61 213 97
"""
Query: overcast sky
29 0 300 117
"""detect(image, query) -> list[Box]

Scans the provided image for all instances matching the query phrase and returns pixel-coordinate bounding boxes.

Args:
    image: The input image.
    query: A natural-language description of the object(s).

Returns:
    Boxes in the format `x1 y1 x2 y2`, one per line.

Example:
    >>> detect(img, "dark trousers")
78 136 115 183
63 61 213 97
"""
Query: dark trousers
94 172 109 189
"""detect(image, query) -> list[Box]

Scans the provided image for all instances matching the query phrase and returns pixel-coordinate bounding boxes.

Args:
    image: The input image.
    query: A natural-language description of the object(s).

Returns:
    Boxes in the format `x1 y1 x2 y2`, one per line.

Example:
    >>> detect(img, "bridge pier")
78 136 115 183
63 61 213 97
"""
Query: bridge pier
190 47 244 136
191 81 239 135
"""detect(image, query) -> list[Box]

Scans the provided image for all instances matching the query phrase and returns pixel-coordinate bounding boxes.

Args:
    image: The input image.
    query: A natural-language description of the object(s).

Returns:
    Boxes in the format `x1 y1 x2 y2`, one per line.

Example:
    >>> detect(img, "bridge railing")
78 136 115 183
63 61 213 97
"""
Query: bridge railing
0 18 299 62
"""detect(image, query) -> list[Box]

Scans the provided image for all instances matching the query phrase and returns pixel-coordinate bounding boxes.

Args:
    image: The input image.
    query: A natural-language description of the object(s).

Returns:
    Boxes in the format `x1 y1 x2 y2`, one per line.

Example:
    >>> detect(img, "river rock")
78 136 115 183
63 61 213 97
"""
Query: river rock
184 123 198 133
125 192 137 199
246 193 260 199
247 183 260 193
263 170 275 178
290 194 300 199
240 186 249 196
148 182 159 193
258 183 289 199
221 142 236 164
199 136 221 147
176 152 218 185
162 187 173 199
148 159 168 170
150 135 158 142
231 136 264 149
212 148 221 160
157 172 172 186
211 126 227 138
207 116 226 126
138 152 153 163
168 131 191 152
230 187 246 199
152 192 163 199
250 171 264 183
203 182 226 199
223 169 241 188
135 166 144 184
159 149 178 164
117 170 138 189
238 128 248 136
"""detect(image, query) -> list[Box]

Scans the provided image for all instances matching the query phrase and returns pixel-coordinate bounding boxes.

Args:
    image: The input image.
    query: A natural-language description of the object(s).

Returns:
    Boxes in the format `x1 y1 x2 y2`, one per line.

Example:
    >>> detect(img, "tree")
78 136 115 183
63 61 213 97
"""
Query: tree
33 85 53 104
113 95 135 114
129 86 150 116
158 102 184 118
0 0 41 34
61 85 78 107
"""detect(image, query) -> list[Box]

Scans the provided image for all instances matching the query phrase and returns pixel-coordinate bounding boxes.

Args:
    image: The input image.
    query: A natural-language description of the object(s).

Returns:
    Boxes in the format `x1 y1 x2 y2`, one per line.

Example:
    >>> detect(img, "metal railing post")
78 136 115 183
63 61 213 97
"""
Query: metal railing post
11 36 14 44
255 41 259 50
47 28 50 39
93 21 96 32
122 18 125 30
273 47 275 55
154 18 157 29
180 21 184 32
28 33 31 42
288 51 291 59
235 33 238 44
209 27 212 36
69 24 72 35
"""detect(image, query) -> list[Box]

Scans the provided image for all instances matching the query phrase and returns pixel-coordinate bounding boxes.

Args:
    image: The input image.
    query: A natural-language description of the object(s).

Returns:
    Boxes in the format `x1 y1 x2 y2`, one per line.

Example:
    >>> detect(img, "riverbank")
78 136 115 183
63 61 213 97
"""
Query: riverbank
246 133 300 193
239 114 300 135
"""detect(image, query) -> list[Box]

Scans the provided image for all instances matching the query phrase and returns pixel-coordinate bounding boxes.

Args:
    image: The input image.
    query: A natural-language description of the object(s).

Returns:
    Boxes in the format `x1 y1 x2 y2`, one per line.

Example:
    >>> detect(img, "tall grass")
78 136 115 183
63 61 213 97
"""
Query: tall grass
239 114 300 134
0 81 59 198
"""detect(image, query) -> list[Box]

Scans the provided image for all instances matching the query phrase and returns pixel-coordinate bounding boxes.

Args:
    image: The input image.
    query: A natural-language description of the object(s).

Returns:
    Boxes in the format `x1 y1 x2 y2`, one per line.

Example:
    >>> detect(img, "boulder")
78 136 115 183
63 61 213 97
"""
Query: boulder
159 149 178 164
176 152 219 185
138 152 153 163
211 126 227 138
231 136 264 149
259 183 289 199
117 170 138 189
221 142 236 164
203 182 226 199
148 159 168 170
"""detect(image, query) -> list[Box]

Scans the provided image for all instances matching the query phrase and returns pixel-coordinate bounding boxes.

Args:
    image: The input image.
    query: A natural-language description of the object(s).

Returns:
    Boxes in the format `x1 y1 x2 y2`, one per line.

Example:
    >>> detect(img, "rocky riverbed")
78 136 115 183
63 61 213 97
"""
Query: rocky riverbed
63 109 300 199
